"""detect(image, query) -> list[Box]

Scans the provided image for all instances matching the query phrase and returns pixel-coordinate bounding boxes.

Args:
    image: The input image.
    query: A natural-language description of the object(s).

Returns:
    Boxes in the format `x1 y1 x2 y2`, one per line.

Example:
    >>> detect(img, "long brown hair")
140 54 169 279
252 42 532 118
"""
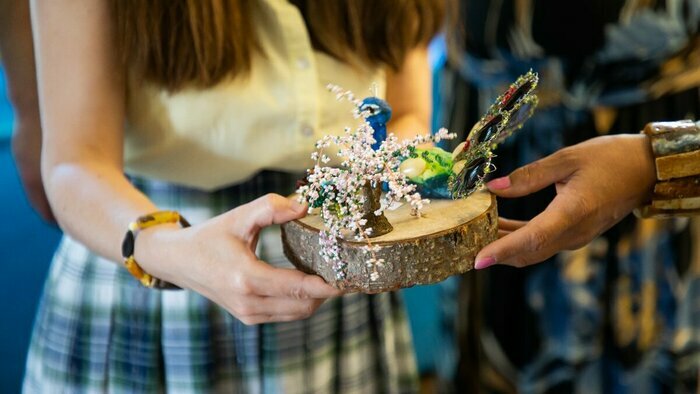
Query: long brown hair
111 0 446 92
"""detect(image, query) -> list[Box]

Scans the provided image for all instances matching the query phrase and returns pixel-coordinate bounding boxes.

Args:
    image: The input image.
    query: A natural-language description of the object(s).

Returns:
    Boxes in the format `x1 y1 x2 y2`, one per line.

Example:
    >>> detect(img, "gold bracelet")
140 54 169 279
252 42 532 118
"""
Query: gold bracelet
121 211 191 289
635 120 700 218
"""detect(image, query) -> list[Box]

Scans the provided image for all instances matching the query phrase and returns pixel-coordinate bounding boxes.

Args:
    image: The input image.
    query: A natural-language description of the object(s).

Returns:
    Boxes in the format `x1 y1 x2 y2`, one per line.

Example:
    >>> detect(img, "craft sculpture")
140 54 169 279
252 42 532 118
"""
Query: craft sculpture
281 71 539 293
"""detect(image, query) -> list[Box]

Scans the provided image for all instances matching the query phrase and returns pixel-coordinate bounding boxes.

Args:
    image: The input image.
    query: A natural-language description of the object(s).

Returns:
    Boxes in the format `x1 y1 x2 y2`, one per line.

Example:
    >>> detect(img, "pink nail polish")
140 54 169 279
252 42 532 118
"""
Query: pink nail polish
487 177 511 190
474 256 496 270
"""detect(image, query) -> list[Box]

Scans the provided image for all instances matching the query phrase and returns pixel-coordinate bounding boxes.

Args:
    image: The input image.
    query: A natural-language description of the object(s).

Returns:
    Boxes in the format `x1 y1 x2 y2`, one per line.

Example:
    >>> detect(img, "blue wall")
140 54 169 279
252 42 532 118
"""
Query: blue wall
0 68 13 139
0 141 59 393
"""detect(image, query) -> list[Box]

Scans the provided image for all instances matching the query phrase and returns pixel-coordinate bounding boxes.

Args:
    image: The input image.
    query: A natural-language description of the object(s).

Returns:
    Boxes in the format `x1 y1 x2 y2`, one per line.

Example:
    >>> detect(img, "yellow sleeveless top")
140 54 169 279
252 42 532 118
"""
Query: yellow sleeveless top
123 0 385 190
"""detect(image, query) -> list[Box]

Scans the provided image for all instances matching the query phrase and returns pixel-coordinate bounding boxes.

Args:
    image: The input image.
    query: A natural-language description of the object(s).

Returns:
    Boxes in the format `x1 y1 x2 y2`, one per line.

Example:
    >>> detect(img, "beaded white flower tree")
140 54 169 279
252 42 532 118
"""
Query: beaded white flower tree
295 85 455 282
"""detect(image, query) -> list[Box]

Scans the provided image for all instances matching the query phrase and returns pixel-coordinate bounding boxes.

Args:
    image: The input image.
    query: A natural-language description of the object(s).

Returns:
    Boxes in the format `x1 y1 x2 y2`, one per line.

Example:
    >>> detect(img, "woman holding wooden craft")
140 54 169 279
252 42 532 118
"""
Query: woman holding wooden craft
24 1 445 392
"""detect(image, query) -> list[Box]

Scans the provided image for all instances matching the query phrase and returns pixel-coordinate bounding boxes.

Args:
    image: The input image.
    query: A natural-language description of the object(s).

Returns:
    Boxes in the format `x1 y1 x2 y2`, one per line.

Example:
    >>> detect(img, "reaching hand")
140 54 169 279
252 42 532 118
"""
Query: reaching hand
474 134 656 269
137 194 343 325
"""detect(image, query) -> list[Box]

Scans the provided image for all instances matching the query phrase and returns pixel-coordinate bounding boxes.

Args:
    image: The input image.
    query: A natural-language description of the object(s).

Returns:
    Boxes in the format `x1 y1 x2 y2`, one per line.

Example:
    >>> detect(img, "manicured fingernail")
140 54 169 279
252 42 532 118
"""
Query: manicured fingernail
487 177 511 190
291 201 307 213
474 256 496 270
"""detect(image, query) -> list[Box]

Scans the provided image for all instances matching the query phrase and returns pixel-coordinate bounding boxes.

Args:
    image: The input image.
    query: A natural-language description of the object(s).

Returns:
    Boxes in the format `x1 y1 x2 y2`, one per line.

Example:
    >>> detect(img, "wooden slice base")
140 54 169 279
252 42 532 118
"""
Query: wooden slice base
281 190 498 293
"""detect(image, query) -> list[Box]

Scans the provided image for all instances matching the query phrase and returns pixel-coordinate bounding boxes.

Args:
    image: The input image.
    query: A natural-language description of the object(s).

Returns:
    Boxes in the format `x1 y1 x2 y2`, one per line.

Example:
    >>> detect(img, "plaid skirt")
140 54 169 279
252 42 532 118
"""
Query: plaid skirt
23 172 418 393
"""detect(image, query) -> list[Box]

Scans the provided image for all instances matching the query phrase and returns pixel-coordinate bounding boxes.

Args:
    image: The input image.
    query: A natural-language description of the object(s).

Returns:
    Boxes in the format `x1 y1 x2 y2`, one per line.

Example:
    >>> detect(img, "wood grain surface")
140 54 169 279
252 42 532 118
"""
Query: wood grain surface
281 190 498 293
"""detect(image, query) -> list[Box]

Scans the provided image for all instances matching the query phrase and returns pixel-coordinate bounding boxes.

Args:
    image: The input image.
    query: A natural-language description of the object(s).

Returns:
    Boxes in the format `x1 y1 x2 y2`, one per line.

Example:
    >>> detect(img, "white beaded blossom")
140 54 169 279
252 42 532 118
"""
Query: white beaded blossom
297 85 456 282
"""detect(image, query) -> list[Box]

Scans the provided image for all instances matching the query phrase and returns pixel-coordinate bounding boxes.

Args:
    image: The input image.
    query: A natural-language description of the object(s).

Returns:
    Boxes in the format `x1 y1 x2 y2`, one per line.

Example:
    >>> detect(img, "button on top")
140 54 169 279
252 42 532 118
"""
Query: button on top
296 57 310 70
300 123 314 137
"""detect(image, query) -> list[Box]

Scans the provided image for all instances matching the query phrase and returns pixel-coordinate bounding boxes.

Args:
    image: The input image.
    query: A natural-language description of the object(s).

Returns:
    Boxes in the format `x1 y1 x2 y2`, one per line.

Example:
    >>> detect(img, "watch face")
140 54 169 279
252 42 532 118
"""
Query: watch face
449 70 539 198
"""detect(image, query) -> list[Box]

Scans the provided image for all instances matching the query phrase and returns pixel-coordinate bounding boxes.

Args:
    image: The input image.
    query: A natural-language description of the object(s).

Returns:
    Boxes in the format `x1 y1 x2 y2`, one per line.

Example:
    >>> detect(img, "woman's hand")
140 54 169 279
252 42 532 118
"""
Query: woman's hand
474 134 656 269
137 194 343 325
12 129 55 222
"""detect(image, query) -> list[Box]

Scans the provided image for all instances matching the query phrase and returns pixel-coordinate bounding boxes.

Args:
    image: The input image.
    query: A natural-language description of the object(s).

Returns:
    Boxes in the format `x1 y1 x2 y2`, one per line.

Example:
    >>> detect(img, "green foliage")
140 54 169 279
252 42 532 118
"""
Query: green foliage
411 147 454 184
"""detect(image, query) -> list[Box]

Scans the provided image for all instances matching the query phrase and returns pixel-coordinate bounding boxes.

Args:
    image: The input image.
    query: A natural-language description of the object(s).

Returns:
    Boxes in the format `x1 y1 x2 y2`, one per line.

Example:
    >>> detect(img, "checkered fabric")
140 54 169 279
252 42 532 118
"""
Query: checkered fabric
23 171 418 393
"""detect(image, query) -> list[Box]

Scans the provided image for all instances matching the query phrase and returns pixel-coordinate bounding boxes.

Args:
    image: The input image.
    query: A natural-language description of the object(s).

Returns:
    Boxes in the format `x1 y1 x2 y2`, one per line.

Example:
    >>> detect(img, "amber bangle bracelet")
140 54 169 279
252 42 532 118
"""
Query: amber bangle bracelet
636 120 700 218
121 211 191 289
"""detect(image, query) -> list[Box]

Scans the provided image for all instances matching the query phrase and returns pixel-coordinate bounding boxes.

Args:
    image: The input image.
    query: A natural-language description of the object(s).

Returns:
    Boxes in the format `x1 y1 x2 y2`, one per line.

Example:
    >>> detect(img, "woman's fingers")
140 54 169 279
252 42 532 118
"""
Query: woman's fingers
242 194 307 229
11 133 56 223
238 314 317 326
498 217 527 231
231 296 326 324
244 262 343 299
475 135 657 270
208 194 338 325
486 149 576 198
228 262 337 324
498 218 526 238
498 230 511 238
221 259 341 324
228 193 307 249
475 197 581 268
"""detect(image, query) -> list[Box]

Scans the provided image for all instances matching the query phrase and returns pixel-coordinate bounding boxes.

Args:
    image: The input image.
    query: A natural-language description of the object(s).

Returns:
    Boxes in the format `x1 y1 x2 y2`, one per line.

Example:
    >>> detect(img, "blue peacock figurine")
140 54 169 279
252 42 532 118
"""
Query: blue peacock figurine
359 92 457 199
359 96 392 150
